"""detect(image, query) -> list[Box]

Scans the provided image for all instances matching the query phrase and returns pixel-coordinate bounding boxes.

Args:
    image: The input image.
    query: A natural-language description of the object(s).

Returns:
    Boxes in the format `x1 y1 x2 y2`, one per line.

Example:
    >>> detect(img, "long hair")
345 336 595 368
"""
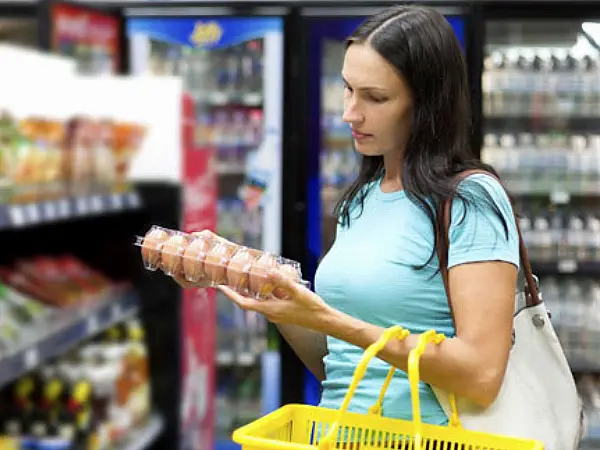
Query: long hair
334 5 509 271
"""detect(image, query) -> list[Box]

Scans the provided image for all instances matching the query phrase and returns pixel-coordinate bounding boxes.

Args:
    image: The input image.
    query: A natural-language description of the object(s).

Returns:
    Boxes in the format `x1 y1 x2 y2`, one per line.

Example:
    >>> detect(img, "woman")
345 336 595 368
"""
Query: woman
184 5 519 426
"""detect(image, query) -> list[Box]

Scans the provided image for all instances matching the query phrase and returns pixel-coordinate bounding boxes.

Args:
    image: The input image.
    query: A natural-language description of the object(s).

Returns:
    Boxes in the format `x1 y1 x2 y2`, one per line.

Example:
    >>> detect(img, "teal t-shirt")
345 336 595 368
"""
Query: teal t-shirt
314 173 520 425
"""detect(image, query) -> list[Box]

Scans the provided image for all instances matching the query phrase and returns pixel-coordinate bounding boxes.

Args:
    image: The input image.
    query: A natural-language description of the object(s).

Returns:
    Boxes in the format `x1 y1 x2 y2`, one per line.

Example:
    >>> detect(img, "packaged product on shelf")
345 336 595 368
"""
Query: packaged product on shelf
0 111 20 202
1 376 37 438
8 116 41 204
0 108 148 202
64 117 94 197
0 279 57 354
0 307 20 355
92 119 116 193
15 258 100 307
0 317 153 449
121 320 150 426
112 122 146 194
78 346 119 450
135 226 309 299
55 255 114 297
0 256 116 310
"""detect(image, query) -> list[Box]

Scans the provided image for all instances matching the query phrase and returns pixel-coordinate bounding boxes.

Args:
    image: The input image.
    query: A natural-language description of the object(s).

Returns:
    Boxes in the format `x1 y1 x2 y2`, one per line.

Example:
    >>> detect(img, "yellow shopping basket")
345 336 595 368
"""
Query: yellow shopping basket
232 326 545 450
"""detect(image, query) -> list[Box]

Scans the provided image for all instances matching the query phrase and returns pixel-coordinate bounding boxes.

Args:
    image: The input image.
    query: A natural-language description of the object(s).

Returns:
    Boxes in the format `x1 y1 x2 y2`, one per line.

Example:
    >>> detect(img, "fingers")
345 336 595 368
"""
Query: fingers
218 285 263 312
268 269 299 294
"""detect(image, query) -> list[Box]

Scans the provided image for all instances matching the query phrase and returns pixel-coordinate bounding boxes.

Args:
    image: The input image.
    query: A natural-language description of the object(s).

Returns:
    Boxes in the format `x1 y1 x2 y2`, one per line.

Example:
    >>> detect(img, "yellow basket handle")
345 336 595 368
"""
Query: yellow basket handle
319 327 462 450
319 326 410 450
409 330 461 450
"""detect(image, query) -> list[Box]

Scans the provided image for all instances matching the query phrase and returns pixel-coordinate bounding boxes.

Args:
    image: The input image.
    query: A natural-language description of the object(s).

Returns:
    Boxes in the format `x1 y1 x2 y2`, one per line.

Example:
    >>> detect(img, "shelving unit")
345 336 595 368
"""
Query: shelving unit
0 43 178 450
481 18 600 446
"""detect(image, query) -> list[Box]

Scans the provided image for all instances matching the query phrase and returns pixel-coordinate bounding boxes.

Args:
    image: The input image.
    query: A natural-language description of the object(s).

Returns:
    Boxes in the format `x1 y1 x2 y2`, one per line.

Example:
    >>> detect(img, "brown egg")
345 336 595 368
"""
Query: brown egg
160 234 189 276
204 241 238 285
141 228 170 270
226 247 255 293
273 263 301 299
182 236 213 283
249 252 278 299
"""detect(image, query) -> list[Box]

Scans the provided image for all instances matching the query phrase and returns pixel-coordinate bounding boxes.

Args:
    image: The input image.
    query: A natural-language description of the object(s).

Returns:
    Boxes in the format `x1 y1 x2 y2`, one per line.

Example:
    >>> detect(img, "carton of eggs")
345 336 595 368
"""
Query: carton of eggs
135 226 309 299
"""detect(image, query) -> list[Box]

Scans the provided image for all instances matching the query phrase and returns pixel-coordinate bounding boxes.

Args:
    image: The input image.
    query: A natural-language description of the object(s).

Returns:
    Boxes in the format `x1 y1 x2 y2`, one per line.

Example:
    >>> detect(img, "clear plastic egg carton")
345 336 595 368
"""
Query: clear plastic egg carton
134 225 310 300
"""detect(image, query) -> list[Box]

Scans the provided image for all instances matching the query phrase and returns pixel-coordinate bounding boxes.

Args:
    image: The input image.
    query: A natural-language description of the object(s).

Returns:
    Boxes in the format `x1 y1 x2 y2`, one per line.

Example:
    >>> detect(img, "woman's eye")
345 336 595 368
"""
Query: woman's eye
370 96 386 103
343 84 353 93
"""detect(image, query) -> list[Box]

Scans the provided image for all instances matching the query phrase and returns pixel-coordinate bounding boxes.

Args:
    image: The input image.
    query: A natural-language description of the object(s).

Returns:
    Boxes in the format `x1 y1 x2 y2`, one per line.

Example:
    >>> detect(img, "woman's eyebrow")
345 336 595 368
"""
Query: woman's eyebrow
341 75 387 92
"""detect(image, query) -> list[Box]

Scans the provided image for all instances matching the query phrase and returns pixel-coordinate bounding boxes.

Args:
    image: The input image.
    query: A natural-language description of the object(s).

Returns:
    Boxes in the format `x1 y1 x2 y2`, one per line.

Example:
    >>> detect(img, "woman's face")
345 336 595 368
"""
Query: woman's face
341 43 413 157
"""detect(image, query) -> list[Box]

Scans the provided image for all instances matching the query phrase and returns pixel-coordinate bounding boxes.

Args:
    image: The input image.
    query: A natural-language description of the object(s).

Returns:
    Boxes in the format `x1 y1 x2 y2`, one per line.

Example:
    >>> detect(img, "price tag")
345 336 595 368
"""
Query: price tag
211 92 228 105
9 205 25 227
243 93 262 106
24 347 39 370
238 353 255 366
87 315 99 334
558 259 577 273
550 189 570 205
44 202 56 220
92 196 103 213
76 197 88 215
217 352 234 365
111 194 123 210
26 204 39 223
59 200 70 217
111 303 121 321
128 192 140 208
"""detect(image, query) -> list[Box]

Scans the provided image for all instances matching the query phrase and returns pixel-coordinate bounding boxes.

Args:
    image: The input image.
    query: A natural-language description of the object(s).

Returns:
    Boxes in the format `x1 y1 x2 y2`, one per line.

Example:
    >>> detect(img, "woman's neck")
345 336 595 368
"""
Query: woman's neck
381 154 403 192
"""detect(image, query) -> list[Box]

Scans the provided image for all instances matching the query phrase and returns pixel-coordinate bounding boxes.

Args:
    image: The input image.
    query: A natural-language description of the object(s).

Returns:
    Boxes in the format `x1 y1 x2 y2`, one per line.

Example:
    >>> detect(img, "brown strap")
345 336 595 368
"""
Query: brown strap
436 169 541 327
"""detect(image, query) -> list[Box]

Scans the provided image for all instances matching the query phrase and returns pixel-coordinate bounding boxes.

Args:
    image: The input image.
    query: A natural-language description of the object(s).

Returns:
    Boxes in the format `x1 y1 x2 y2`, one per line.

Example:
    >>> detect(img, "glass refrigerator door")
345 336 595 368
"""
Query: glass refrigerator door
127 17 284 447
481 20 600 444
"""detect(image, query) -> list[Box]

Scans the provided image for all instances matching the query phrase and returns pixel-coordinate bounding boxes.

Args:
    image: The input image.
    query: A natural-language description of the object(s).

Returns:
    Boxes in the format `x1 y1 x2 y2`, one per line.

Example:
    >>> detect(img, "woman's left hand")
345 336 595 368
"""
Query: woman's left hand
217 270 332 331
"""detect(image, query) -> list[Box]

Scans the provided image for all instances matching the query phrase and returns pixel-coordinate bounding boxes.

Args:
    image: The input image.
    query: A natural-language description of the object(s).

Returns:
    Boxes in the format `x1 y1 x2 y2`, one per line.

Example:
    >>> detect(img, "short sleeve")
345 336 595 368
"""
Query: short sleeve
447 174 519 270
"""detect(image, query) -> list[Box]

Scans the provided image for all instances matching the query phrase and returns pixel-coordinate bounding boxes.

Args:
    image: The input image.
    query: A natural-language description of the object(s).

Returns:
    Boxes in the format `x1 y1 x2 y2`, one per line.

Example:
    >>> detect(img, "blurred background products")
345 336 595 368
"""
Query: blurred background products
0 113 146 203
0 319 151 450
0 2 599 450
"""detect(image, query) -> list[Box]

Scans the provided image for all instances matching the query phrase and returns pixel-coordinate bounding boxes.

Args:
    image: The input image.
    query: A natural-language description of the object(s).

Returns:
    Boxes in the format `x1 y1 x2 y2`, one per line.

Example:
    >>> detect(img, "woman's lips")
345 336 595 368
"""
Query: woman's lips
351 130 372 140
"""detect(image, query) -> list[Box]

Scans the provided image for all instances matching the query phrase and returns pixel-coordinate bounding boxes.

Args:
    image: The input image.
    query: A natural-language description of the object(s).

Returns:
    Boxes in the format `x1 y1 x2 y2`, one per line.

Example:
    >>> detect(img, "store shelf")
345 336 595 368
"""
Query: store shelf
0 289 139 388
531 260 600 276
569 356 600 374
0 191 142 231
485 116 600 132
117 414 164 450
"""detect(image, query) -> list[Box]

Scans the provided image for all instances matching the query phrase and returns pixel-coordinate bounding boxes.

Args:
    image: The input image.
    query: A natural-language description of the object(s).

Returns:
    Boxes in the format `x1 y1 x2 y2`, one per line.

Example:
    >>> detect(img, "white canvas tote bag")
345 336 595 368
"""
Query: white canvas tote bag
432 170 584 450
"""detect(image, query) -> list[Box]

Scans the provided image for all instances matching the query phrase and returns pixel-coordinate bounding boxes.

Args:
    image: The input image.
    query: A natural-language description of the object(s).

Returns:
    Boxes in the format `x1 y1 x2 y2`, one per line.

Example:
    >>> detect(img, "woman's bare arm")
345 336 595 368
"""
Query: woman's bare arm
276 323 327 381
318 261 517 407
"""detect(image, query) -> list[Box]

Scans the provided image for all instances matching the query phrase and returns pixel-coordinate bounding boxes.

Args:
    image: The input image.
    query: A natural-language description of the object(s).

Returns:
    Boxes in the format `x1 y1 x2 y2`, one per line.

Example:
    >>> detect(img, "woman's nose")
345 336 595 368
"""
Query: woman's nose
343 98 364 124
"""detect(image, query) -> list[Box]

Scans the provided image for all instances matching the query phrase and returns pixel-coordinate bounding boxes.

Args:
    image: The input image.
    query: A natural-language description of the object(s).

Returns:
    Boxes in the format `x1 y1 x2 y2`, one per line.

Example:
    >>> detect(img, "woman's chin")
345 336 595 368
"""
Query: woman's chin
353 140 380 156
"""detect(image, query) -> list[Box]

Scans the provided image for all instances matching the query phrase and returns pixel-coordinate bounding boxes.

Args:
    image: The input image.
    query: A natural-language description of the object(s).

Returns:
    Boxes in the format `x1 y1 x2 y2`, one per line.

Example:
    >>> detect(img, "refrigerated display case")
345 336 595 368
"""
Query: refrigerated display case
479 12 600 446
126 15 285 449
300 7 469 406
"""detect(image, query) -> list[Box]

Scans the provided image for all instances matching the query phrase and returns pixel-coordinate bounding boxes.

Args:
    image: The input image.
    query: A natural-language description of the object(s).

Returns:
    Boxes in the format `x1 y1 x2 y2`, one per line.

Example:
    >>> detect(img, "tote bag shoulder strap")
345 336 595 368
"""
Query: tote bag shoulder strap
436 169 541 326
